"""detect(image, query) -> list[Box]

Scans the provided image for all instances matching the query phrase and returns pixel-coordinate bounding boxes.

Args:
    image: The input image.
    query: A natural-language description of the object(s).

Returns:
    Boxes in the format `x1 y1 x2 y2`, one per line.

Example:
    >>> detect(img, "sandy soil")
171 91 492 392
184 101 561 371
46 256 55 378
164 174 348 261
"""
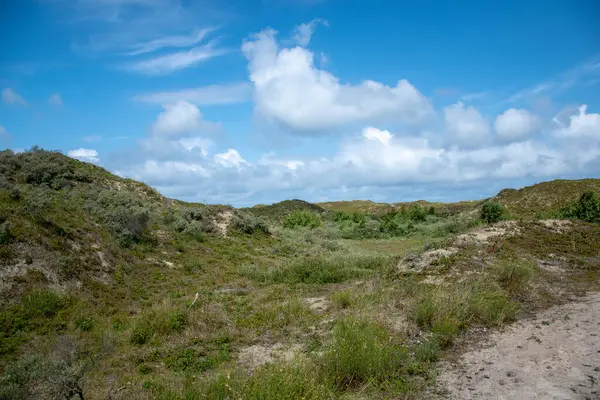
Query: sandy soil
432 292 600 399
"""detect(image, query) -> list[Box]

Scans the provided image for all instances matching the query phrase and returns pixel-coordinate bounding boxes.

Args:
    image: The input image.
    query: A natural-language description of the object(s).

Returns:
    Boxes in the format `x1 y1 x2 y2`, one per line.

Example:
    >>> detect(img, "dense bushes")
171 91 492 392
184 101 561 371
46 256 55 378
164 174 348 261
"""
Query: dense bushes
231 212 270 235
481 201 504 223
91 191 153 246
559 191 600 223
283 210 322 229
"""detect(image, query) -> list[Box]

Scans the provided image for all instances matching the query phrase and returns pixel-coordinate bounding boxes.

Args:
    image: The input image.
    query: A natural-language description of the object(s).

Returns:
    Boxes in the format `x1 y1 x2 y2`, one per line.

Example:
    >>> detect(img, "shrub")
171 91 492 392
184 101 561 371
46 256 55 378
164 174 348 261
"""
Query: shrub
19 149 92 189
559 191 600 223
130 323 154 345
321 317 409 390
231 212 270 235
75 316 94 332
9 187 21 201
481 201 504 223
408 205 427 222
0 222 13 244
494 260 537 296
330 290 352 309
283 210 322 229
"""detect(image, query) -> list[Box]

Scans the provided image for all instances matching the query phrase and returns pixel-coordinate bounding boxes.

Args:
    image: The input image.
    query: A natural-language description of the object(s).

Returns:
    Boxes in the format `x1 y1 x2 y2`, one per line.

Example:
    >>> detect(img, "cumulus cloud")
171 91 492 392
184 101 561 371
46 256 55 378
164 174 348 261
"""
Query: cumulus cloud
242 28 433 133
444 102 490 148
494 108 540 142
109 106 600 206
214 149 247 168
48 93 64 107
2 88 27 105
68 148 100 164
554 105 600 139
151 101 218 136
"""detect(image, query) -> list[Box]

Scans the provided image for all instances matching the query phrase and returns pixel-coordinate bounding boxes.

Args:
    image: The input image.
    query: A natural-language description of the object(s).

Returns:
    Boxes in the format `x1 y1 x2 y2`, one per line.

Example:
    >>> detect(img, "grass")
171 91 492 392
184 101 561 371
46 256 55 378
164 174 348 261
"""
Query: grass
2 149 599 399
241 254 391 285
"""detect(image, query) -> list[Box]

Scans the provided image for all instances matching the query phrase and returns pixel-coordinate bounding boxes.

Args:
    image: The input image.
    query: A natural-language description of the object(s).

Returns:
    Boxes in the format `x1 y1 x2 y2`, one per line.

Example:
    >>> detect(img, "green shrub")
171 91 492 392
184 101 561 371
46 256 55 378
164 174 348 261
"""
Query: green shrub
0 222 13 244
481 201 504 223
408 205 427 222
130 323 154 345
283 210 322 229
330 290 353 309
75 316 94 332
169 312 188 332
559 191 600 223
321 317 409 390
413 339 441 362
494 260 537 296
231 212 270 234
165 344 229 372
9 187 21 201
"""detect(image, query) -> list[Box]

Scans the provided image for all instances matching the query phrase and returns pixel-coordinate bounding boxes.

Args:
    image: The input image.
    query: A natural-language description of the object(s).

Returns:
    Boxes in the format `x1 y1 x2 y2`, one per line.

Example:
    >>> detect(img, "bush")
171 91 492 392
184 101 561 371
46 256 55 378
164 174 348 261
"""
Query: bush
283 210 322 229
559 191 600 223
481 201 504 223
0 222 13 244
321 317 409 390
19 148 92 189
231 212 270 235
75 316 94 332
494 260 537 296
408 205 427 222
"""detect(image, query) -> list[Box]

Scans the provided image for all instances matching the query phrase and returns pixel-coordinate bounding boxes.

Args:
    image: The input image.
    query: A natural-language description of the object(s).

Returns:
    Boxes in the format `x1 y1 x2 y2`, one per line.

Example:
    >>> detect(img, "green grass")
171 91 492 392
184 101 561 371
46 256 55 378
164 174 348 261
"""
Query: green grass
241 254 390 284
2 149 598 400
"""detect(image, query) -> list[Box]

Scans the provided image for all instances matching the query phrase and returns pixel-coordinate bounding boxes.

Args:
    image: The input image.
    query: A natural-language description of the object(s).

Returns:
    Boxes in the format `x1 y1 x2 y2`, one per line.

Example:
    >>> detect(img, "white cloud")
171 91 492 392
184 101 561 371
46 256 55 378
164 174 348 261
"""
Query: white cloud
444 102 490 148
214 149 247 168
123 43 227 75
124 27 216 55
362 127 392 146
494 108 540 142
133 82 251 105
2 88 27 105
242 28 433 133
555 105 600 138
151 101 215 136
292 18 327 47
68 148 100 164
48 93 64 107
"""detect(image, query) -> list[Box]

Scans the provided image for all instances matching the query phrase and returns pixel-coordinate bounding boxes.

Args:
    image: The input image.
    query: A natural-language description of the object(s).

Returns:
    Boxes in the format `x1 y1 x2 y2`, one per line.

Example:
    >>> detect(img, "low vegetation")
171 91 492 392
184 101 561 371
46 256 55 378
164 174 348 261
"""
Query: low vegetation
1 148 599 399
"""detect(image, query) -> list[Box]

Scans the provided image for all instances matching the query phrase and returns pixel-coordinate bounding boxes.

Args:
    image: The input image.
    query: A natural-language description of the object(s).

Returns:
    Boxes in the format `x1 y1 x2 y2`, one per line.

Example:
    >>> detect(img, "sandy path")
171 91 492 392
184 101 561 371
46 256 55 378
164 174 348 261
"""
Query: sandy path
433 293 600 400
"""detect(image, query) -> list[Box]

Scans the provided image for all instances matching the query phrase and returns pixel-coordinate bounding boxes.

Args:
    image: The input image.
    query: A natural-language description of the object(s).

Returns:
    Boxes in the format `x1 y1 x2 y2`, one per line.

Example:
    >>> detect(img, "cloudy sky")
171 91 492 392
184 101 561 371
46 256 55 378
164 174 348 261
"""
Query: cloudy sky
1 0 599 206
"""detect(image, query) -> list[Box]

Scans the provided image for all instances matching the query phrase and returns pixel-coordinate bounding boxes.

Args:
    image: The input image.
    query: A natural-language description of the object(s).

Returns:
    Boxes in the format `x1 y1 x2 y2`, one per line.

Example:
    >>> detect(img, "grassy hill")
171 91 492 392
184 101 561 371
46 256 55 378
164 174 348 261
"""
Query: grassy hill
1 149 599 400
491 179 600 218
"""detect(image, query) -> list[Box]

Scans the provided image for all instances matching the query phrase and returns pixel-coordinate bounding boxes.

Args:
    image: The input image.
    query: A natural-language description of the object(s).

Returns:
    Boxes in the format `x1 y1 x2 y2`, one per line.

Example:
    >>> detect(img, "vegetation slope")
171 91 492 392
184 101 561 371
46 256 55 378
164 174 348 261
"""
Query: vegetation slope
0 148 599 400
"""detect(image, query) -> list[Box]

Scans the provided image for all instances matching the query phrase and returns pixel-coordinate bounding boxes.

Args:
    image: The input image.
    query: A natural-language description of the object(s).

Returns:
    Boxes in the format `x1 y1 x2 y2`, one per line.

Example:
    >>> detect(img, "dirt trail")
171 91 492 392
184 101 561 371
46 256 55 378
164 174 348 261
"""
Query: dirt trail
433 292 600 400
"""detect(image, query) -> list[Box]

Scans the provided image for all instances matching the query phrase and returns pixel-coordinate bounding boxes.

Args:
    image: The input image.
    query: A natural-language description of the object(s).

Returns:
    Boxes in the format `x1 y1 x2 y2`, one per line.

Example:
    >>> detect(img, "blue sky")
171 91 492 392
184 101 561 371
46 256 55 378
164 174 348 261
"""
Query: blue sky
1 0 599 206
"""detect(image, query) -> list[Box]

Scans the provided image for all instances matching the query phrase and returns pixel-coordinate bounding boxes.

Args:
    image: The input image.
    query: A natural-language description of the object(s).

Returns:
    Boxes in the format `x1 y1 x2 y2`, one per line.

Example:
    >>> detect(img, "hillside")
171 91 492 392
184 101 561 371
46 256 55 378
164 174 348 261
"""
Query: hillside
491 178 600 218
1 149 599 400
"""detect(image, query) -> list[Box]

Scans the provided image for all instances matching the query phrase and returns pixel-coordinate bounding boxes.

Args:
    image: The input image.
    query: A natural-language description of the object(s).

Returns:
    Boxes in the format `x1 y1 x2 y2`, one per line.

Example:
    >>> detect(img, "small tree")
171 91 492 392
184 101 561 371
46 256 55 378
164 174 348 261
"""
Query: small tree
481 202 504 224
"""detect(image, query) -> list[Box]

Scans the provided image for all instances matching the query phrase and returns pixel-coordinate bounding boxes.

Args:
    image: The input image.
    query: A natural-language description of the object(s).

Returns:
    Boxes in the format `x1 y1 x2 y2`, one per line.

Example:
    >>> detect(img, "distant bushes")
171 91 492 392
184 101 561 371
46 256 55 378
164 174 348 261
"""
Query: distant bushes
481 201 504 223
283 210 322 229
559 191 600 223
231 212 270 235
17 148 93 189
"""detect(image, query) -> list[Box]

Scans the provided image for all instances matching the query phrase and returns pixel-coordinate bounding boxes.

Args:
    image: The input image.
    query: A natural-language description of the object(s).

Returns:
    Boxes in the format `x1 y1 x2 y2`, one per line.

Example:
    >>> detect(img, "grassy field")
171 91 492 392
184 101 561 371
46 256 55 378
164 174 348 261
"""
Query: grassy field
1 149 599 399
